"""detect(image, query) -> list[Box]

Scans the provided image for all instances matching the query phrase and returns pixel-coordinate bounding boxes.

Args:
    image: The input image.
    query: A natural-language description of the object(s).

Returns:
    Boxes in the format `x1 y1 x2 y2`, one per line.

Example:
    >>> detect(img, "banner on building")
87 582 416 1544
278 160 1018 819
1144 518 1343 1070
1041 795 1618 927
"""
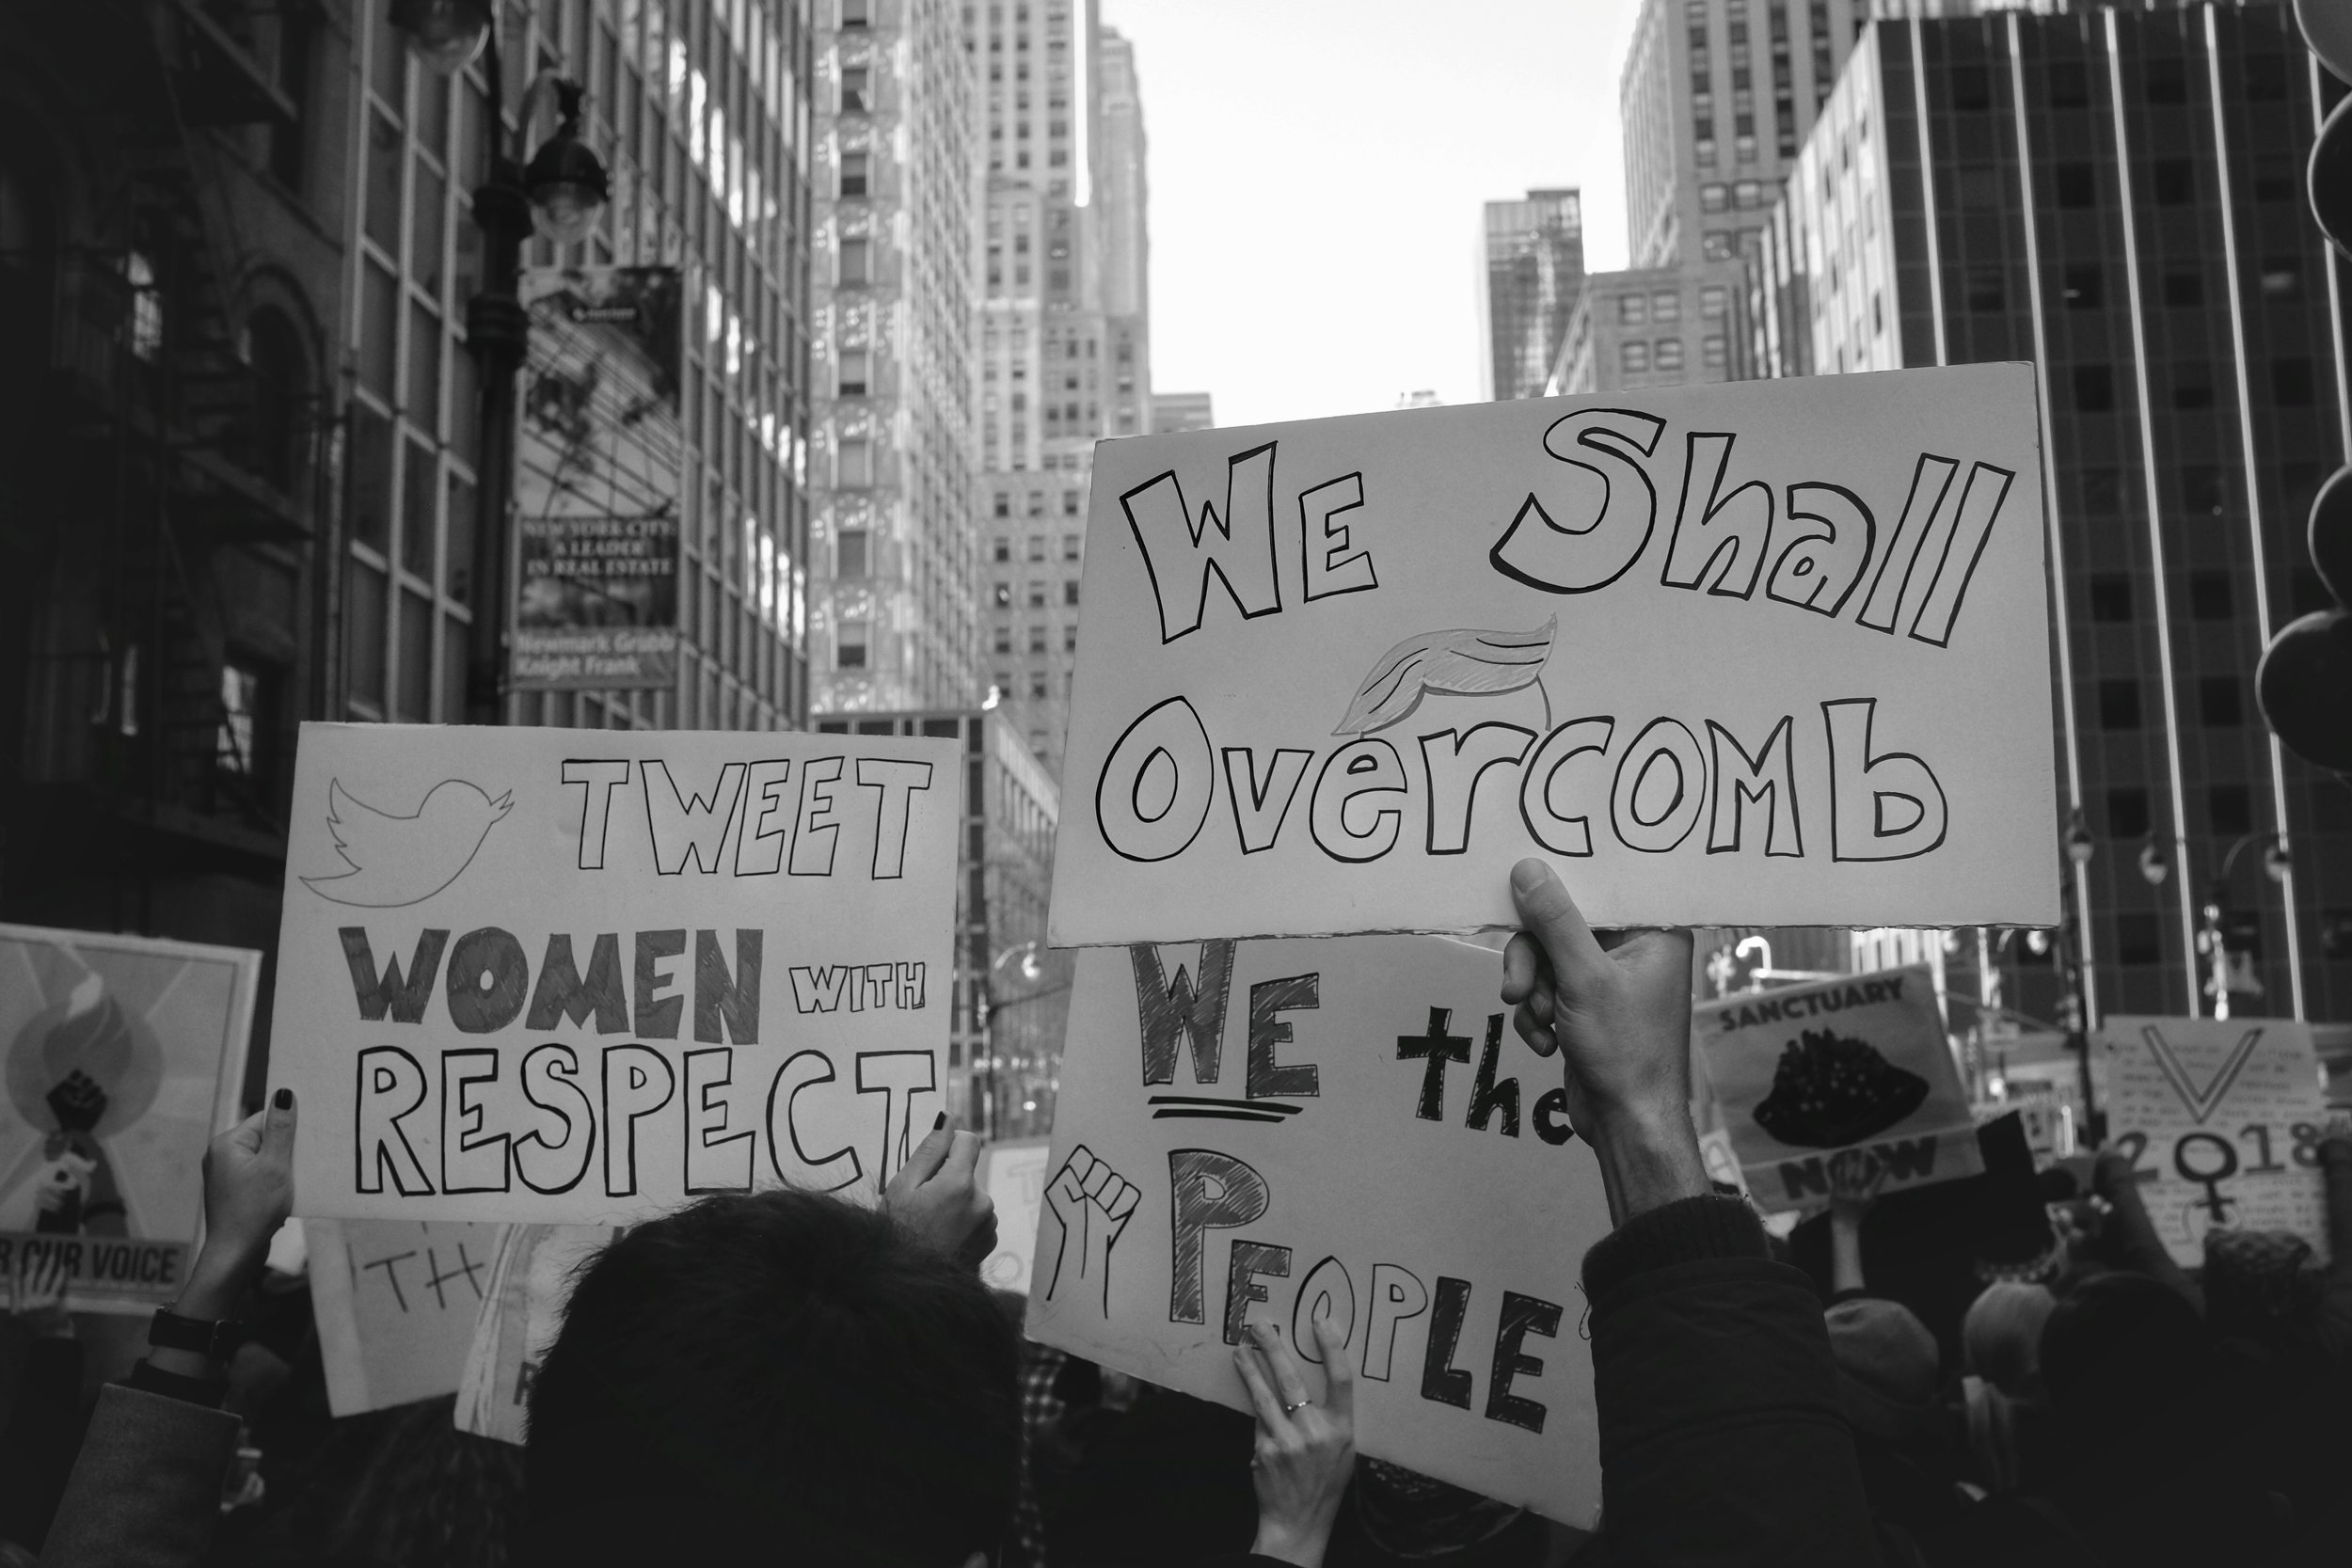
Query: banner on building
1026 936 1612 1523
0 923 256 1312
309 1218 504 1416
1696 965 1981 1212
977 1136 1052 1295
268 721 960 1223
1048 364 2057 944
2095 1017 2331 1266
512 266 684 692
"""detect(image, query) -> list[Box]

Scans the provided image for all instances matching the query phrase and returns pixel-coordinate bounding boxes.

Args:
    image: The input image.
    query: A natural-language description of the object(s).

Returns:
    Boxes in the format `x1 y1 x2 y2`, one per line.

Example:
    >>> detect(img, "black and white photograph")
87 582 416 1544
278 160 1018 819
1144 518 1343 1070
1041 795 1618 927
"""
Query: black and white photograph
0 2 2349 1565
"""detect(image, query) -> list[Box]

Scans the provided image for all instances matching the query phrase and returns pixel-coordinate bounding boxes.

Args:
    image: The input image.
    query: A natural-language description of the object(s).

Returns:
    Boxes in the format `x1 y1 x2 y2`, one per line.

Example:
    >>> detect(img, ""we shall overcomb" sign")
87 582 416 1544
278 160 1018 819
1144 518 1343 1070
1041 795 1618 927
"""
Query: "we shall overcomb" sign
1050 364 2058 943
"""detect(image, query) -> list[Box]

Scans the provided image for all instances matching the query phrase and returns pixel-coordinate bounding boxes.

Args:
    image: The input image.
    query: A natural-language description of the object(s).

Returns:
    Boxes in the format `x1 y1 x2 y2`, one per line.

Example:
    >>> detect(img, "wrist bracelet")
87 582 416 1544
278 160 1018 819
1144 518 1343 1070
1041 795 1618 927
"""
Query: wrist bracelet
149 1306 246 1364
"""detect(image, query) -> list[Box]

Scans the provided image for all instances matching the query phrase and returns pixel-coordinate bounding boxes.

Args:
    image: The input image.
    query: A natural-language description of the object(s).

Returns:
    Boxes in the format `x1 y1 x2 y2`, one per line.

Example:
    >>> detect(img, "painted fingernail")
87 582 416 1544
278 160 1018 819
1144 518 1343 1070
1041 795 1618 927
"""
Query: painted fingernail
274 1088 293 1110
933 1112 946 1131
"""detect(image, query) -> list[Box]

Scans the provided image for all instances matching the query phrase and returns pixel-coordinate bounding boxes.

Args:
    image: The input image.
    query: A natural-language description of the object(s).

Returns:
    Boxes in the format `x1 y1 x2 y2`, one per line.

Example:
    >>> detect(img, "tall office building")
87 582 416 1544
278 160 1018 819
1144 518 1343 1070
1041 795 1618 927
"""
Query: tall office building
1739 1 2350 1023
1479 188 1586 400
0 2 814 1092
965 0 1151 778
2 3 342 1073
811 0 985 711
1596 0 1898 395
1152 390 1215 433
1095 25 1152 433
1625 0 1882 273
342 1 815 735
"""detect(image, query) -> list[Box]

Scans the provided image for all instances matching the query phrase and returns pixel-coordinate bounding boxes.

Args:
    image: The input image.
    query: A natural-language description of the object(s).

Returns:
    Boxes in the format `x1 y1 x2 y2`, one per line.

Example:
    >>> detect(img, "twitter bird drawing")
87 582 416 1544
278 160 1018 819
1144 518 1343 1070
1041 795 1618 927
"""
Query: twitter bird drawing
301 779 513 908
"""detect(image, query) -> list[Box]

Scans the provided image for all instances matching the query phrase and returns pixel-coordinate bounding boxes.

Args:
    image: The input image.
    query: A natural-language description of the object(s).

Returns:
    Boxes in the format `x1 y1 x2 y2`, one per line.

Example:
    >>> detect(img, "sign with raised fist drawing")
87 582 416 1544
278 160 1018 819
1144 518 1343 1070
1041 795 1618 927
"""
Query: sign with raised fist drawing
0 924 256 1313
1048 365 2056 943
269 722 959 1223
1695 964 1981 1212
1027 935 1613 1522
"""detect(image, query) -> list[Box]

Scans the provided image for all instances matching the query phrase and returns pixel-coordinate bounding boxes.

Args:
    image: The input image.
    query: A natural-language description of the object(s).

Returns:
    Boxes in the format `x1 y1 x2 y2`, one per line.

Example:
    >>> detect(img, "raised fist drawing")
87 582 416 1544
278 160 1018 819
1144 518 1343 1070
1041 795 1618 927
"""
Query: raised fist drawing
1043 1145 1140 1314
46 1069 108 1135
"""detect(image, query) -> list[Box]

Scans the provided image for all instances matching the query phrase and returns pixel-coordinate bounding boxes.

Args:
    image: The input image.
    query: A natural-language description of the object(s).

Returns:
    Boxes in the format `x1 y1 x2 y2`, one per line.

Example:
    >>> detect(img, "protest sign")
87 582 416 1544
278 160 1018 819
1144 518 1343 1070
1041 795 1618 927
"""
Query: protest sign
1696 966 1980 1212
268 721 959 1223
2095 1017 2331 1266
512 267 685 691
456 1222 616 1445
0 923 256 1312
1026 936 1612 1523
309 1218 503 1416
977 1136 1052 1294
1048 365 2056 945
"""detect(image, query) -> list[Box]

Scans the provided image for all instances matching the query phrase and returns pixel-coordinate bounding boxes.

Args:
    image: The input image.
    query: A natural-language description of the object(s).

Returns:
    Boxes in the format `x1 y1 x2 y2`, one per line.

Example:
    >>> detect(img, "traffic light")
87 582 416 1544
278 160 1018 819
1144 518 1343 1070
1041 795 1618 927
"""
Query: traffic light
2259 28 2352 768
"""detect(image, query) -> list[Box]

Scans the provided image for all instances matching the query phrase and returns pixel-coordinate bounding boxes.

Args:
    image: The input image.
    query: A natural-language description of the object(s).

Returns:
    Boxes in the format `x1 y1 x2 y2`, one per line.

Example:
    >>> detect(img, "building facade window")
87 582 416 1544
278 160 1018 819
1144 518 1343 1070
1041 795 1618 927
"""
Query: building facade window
836 529 869 578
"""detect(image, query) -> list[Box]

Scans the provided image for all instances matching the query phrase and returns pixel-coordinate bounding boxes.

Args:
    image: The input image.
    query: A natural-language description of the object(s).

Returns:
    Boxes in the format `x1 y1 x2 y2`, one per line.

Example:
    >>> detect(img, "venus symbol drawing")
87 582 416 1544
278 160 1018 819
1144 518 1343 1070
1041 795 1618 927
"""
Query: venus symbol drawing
301 778 513 908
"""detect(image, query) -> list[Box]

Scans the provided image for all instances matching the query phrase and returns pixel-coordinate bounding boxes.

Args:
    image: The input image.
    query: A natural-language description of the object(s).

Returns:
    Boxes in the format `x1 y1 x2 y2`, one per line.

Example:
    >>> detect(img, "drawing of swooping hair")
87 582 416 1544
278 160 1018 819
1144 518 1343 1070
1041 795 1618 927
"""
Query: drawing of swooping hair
1333 617 1557 736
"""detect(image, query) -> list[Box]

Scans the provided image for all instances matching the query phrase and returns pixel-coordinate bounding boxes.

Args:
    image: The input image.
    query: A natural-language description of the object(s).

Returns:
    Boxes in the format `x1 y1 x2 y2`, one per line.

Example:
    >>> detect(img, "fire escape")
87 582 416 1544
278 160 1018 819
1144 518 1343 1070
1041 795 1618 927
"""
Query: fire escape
18 2 312 924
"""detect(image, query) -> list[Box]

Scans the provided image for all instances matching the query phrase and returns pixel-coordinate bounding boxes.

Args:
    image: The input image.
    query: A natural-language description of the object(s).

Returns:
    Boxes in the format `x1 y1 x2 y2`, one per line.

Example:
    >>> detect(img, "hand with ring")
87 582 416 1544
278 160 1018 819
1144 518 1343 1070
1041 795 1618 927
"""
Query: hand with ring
1233 1318 1356 1568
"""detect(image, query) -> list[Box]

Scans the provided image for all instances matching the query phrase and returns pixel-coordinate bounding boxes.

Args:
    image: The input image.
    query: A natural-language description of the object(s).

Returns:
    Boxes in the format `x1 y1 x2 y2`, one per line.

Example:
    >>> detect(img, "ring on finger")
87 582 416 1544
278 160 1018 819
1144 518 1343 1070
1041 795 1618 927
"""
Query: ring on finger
1281 1396 1313 1415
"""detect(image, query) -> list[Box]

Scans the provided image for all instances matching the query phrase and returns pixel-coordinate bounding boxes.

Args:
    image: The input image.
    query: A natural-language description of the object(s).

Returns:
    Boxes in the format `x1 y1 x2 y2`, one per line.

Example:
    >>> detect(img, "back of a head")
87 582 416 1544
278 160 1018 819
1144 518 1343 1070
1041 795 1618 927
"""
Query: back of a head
1962 1280 2056 1399
1822 1296 1943 1445
2039 1272 2207 1425
523 1189 1020 1566
2201 1227 2322 1346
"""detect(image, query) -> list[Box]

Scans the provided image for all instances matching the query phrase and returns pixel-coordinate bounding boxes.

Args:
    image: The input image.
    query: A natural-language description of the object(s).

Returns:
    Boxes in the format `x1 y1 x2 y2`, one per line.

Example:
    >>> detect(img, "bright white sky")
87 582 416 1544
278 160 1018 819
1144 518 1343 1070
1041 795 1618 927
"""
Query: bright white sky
1099 0 1637 429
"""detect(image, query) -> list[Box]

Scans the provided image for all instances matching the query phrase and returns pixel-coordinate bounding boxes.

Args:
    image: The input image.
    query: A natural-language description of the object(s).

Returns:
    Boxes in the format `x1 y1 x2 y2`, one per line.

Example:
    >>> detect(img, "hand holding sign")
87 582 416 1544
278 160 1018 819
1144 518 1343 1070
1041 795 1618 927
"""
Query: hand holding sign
1235 1319 1357 1568
882 1117 996 1269
201 1090 299 1281
9 1249 72 1338
1501 860 1706 1223
1043 1145 1139 1312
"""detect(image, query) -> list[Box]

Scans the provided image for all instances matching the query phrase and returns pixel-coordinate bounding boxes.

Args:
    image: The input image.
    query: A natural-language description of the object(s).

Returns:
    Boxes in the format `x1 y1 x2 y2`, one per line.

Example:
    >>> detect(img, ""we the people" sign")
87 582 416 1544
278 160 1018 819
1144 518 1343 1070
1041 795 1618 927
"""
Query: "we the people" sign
1028 935 1612 1522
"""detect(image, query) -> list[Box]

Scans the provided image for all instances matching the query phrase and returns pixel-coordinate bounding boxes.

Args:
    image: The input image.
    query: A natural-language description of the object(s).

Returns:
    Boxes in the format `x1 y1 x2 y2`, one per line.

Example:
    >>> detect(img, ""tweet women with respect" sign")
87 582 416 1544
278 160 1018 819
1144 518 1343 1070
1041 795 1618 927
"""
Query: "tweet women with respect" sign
268 723 959 1223
1047 365 2057 944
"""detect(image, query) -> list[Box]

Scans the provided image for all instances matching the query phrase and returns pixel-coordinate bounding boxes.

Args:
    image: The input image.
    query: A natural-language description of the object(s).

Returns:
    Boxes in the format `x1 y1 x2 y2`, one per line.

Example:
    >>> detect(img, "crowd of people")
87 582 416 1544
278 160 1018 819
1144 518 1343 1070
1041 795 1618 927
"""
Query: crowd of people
5 860 2351 1566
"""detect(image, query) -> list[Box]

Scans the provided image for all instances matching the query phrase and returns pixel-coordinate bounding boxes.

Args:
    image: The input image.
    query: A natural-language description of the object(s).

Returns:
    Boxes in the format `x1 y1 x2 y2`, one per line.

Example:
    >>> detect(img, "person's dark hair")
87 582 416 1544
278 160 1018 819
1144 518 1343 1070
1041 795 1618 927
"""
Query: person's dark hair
2039 1271 2207 1428
523 1189 1020 1566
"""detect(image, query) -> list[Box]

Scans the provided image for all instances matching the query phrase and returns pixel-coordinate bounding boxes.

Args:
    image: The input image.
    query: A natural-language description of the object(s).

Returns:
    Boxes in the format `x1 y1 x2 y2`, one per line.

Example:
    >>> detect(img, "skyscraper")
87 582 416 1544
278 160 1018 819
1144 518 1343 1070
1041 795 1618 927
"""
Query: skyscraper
1594 0 1888 394
1625 0 1883 274
1739 1 2350 1023
811 0 986 712
1096 25 1152 436
346 1 816 734
966 0 1152 778
1478 188 1586 400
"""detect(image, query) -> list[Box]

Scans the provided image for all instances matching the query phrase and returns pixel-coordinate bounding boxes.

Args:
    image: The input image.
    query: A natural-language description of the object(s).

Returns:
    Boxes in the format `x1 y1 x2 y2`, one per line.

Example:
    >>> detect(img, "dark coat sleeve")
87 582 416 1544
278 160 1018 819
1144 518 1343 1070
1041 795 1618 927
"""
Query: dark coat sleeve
1580 1196 1882 1568
39 1383 240 1568
0 1335 84 1550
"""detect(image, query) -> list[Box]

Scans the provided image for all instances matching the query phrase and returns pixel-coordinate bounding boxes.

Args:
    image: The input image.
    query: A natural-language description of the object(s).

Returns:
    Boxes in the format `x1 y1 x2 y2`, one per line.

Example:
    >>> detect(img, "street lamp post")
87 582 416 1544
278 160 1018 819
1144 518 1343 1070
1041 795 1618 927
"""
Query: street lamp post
2061 816 2099 1140
2201 832 2291 1021
389 2 609 725
979 942 1045 1138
